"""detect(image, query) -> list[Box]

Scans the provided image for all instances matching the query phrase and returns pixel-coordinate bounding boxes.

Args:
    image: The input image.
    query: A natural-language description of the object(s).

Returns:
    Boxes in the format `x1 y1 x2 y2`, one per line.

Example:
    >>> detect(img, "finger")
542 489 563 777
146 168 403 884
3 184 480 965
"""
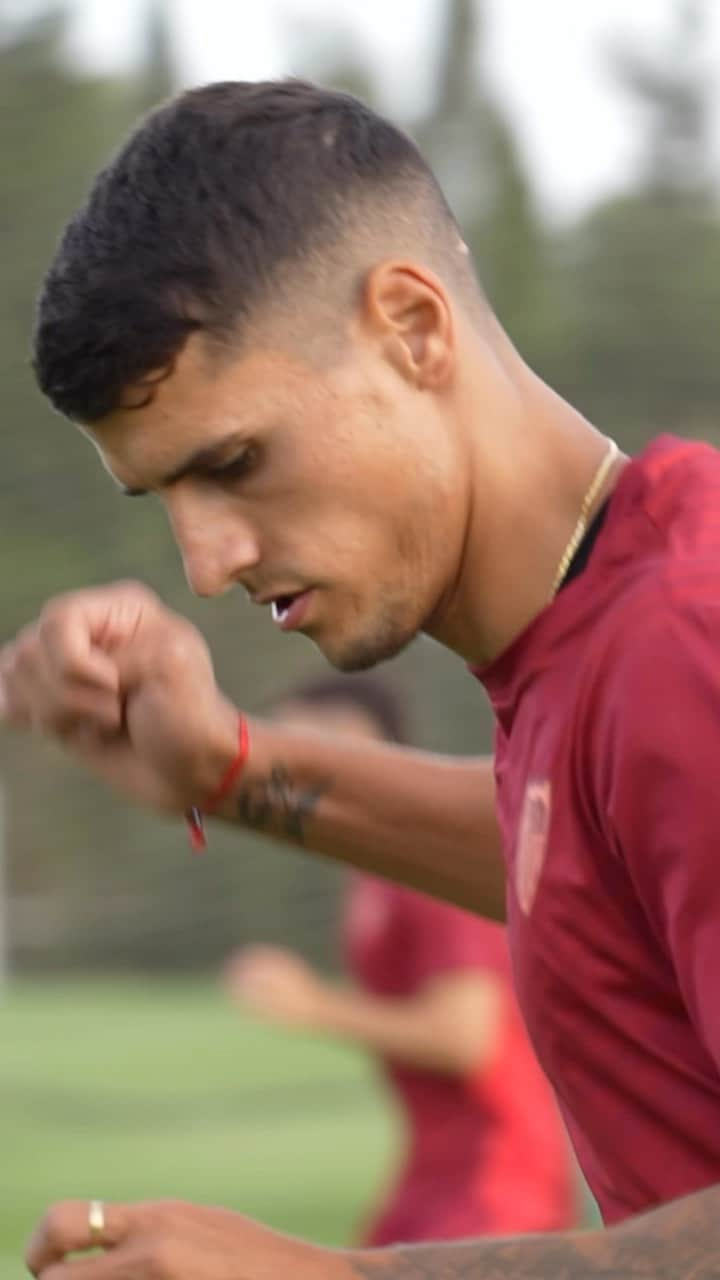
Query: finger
47 682 124 738
40 1250 138 1280
4 645 123 737
0 617 119 731
39 611 121 695
41 581 160 653
5 583 161 718
35 579 166 698
81 582 160 653
26 1202 130 1276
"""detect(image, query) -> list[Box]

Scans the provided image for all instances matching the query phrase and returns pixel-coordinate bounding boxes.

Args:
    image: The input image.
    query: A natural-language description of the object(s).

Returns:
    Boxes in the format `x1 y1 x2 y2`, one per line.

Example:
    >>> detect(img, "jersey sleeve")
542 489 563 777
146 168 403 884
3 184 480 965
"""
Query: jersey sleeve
400 888 512 987
596 589 720 1069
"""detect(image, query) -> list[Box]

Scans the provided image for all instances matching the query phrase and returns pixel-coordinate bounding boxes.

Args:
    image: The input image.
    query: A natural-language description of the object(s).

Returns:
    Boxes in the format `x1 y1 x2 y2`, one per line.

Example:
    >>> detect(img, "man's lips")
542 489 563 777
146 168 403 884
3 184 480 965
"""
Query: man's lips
246 586 316 631
270 589 314 631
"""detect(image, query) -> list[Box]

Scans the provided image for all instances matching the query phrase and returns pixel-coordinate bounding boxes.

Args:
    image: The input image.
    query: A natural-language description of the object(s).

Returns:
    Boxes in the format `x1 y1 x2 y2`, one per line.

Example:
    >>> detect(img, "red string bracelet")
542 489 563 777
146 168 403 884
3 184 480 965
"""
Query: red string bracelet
185 713 250 853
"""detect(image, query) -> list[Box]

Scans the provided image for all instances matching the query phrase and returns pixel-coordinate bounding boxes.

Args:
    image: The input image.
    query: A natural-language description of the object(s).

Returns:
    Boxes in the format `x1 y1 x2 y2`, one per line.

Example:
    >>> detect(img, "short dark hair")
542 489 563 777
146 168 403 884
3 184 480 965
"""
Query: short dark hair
272 673 410 745
33 79 477 424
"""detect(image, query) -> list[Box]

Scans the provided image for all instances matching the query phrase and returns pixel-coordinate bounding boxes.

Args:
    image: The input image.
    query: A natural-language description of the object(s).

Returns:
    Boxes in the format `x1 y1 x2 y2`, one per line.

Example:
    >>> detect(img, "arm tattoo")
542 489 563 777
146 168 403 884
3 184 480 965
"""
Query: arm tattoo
237 763 332 844
349 1185 720 1278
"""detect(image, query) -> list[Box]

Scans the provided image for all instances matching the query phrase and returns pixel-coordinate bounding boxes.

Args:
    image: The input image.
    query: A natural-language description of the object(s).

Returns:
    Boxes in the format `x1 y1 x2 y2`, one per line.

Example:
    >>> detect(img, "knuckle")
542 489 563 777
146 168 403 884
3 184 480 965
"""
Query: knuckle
161 625 201 671
163 633 190 667
113 580 160 611
37 616 75 663
38 596 72 629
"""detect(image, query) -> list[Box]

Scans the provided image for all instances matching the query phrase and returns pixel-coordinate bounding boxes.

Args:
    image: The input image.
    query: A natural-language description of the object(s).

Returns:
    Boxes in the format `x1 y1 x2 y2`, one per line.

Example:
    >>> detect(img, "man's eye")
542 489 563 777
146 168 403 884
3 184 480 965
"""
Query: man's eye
212 448 258 483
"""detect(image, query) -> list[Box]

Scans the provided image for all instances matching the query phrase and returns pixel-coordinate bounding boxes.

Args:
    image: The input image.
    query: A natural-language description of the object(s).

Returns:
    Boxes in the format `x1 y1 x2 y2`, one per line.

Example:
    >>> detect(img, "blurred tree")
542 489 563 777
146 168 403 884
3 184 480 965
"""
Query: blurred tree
0 6 175 624
280 7 376 107
557 0 720 446
414 0 548 359
610 0 712 199
285 1 549 367
0 8 170 959
137 0 174 110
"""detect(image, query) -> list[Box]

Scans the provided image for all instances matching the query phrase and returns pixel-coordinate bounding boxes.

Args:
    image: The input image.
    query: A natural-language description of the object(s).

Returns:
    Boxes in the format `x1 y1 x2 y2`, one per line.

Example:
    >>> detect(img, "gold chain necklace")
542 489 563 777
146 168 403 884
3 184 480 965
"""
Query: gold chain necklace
550 438 619 598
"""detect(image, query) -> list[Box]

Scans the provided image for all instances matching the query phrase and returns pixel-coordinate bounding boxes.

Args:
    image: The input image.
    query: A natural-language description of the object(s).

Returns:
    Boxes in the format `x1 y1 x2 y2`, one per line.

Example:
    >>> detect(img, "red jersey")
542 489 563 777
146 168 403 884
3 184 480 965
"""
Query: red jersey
345 874 575 1244
477 435 720 1225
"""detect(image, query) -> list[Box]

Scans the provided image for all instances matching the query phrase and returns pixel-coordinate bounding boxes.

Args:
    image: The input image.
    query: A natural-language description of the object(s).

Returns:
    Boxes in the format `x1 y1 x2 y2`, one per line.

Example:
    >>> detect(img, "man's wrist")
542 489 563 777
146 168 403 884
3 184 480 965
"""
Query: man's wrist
190 699 245 811
206 715 333 847
327 1246 375 1279
211 715 289 820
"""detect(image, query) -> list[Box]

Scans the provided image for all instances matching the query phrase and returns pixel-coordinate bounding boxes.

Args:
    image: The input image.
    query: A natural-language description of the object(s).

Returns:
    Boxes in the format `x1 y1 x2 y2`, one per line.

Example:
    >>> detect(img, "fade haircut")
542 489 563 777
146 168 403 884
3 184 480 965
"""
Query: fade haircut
33 79 482 424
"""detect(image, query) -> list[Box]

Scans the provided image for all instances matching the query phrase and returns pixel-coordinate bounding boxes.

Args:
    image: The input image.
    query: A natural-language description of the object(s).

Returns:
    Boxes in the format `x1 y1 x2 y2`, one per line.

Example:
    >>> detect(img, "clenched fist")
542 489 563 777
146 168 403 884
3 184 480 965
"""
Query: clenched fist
0 581 239 813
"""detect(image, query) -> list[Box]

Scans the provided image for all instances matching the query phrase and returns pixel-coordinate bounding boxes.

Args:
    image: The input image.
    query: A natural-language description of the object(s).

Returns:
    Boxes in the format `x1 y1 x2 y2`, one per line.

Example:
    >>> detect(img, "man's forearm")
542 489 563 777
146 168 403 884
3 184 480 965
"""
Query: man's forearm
346 1184 720 1279
217 720 505 918
308 976 499 1074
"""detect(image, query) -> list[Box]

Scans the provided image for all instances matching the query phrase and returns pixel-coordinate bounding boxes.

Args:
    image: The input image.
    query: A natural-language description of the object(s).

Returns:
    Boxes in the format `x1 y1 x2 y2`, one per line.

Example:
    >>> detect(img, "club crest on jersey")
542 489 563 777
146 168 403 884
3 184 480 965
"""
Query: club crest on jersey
516 779 551 916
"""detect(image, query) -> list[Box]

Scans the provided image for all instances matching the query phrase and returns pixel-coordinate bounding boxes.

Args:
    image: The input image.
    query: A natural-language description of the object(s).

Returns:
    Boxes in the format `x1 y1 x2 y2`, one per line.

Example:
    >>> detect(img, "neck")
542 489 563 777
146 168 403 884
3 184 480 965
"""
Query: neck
425 357 627 665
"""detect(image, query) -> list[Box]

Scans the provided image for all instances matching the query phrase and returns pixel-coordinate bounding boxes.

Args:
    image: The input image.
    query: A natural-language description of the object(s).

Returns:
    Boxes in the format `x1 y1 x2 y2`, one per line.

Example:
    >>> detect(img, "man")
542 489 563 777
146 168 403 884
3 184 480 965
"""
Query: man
226 675 576 1244
2 80 720 1277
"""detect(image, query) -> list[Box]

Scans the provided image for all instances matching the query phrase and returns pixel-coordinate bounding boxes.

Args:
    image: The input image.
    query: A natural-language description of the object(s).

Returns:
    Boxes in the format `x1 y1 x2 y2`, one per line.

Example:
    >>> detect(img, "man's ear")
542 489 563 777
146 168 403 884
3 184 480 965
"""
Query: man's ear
361 261 455 389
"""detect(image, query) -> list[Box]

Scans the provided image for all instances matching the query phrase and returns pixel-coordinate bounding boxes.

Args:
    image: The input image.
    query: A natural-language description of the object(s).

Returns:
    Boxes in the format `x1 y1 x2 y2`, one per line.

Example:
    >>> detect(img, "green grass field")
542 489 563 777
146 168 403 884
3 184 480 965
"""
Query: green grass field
1 978 398 1280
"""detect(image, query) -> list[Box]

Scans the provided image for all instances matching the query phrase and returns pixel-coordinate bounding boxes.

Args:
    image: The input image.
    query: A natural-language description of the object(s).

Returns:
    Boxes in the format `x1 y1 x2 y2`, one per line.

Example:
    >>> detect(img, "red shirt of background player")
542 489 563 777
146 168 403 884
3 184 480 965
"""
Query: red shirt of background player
345 874 576 1245
478 434 720 1225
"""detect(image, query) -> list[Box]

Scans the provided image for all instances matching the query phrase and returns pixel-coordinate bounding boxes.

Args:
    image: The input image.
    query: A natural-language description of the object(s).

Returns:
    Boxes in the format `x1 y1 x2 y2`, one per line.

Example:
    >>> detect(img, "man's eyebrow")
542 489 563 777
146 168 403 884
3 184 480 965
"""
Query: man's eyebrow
119 433 250 497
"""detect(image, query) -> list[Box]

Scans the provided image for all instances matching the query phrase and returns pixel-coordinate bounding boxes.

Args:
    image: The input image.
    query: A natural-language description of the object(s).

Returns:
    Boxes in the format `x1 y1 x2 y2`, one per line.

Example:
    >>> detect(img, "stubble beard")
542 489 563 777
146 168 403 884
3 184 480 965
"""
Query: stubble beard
317 593 421 673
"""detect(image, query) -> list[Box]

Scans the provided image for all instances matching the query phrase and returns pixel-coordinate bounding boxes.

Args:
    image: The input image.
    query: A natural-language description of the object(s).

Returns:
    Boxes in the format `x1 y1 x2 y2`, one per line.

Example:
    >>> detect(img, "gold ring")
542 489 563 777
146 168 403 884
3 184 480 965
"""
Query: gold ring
88 1200 105 1245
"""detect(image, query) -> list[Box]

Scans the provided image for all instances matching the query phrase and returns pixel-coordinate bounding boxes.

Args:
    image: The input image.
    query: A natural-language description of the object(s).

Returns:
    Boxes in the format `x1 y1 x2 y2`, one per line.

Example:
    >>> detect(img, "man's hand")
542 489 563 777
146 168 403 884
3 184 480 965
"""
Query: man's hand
25 1181 720 1279
224 944 332 1029
25 1199 355 1280
0 582 238 813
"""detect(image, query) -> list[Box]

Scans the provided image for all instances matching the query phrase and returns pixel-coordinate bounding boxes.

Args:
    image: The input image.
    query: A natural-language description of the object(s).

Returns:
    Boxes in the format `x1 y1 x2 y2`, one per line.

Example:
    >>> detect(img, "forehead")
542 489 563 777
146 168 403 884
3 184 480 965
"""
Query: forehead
84 334 319 489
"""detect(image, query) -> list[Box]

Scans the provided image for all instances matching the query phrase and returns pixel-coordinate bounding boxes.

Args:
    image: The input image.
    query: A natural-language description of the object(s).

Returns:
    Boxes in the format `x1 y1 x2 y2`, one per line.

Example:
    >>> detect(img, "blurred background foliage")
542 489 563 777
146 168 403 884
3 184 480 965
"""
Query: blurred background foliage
1 0 719 976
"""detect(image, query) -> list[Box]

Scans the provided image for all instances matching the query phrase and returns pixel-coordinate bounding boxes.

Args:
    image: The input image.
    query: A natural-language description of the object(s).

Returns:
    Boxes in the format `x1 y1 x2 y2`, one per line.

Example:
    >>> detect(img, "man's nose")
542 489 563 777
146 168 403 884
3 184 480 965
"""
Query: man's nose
165 496 261 598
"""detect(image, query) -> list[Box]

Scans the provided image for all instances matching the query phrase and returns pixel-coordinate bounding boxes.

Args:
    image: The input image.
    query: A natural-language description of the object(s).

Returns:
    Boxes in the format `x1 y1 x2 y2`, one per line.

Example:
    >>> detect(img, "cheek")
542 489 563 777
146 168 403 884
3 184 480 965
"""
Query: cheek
252 401 456 571
259 488 387 575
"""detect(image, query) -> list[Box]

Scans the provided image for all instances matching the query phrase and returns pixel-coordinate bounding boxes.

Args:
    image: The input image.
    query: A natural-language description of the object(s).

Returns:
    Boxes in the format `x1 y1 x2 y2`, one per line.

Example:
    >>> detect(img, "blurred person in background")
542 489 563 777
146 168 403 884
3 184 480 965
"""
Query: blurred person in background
225 675 576 1246
6 79 720 1279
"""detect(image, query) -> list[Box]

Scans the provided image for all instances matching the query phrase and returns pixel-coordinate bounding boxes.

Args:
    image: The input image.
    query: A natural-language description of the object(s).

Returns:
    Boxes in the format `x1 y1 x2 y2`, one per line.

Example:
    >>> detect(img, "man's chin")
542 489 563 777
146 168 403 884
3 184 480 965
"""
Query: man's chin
313 620 417 673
